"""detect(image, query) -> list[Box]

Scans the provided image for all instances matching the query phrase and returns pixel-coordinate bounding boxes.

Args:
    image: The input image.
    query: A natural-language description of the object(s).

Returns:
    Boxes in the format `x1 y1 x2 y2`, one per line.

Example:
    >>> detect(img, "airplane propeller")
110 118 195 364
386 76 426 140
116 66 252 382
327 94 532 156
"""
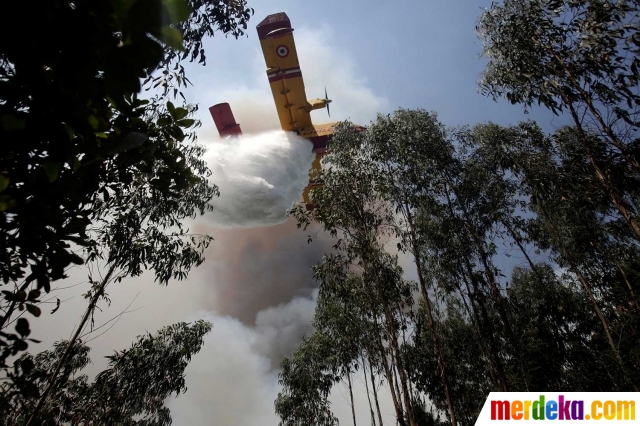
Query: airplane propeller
324 87 332 117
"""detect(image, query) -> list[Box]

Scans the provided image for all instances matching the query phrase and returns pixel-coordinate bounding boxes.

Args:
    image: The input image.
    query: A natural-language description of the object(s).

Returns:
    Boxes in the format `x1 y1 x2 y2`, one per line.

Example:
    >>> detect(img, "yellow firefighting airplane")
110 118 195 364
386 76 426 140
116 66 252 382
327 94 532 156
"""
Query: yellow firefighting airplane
209 12 363 208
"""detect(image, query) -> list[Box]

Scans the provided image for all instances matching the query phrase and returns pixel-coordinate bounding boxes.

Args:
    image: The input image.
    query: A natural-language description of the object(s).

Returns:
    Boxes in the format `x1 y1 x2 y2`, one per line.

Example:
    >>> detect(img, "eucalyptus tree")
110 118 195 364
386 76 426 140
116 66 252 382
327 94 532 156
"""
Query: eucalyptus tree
275 256 372 426
1 0 254 417
363 111 517 395
505 265 626 392
405 295 492 425
363 110 458 425
19 99 220 426
515 129 640 386
472 121 640 389
2 320 211 425
275 330 340 426
291 122 418 426
1 0 252 314
312 258 377 426
478 0 640 239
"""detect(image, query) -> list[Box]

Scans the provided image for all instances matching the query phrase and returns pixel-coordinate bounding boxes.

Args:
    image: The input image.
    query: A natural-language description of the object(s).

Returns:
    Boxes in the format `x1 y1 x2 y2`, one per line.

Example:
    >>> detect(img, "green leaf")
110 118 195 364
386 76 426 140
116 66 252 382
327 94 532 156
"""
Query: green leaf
0 114 26 131
64 217 88 235
162 0 191 23
170 126 185 141
68 252 84 265
14 339 28 351
64 235 92 247
43 161 62 183
64 123 75 141
157 116 172 127
37 274 50 293
0 174 8 192
173 107 188 120
88 115 109 131
28 290 40 301
176 119 195 128
106 132 149 155
20 358 35 374
26 304 41 318
160 26 185 50
87 115 100 130
15 318 30 337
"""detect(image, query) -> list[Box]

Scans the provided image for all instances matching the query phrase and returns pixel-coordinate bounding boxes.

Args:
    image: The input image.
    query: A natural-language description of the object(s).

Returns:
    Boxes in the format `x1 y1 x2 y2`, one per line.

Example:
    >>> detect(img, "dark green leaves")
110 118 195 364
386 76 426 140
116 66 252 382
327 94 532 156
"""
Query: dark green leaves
0 0 248 408
0 115 26 131
0 175 8 192
15 319 30 338
478 0 640 184
42 161 62 183
162 0 192 24
25 305 41 318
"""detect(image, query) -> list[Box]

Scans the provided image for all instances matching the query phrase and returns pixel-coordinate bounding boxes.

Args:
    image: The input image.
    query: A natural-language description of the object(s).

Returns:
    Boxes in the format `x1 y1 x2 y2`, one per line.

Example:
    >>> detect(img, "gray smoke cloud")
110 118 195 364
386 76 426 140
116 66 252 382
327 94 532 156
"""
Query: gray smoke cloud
188 217 331 327
166 308 397 426
251 290 318 365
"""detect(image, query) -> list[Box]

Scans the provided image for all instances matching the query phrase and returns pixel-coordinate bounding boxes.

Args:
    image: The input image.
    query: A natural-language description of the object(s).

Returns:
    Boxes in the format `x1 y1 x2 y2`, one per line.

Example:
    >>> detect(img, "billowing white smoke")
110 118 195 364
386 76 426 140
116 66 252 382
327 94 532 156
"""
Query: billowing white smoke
167 303 397 426
202 131 315 228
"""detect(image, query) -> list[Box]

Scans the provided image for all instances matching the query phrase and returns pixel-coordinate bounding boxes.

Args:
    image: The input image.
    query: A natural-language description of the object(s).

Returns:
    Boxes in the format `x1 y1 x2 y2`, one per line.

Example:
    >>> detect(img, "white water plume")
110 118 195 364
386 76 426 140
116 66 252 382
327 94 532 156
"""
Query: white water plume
202 130 315 228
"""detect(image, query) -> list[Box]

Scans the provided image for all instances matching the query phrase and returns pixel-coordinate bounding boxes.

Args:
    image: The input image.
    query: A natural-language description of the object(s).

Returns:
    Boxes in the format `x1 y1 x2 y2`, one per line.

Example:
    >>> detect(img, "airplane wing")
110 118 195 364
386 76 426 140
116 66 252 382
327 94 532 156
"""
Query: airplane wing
257 12 363 210
257 13 327 135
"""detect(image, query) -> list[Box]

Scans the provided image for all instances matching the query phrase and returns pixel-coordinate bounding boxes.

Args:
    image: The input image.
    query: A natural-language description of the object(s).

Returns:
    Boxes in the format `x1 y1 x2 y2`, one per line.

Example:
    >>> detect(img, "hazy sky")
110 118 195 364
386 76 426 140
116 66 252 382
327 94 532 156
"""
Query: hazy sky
182 0 564 133
29 2 565 425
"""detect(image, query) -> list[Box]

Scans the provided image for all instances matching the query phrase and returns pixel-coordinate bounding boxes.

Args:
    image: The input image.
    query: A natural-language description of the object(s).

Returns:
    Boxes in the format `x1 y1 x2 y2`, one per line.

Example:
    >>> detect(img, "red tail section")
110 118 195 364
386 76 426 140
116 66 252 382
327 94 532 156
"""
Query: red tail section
209 103 242 137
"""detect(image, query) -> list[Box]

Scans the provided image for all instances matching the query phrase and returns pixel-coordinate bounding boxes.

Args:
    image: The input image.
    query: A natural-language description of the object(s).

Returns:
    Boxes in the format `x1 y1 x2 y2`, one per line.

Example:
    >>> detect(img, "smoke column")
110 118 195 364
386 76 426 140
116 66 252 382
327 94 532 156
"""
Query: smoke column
191 217 330 326
201 131 315 228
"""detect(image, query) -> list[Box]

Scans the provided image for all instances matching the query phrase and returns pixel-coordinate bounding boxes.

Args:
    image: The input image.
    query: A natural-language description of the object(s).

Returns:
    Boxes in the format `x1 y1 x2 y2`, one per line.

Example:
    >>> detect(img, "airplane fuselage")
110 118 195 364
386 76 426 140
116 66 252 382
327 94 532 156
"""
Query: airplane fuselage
209 12 363 209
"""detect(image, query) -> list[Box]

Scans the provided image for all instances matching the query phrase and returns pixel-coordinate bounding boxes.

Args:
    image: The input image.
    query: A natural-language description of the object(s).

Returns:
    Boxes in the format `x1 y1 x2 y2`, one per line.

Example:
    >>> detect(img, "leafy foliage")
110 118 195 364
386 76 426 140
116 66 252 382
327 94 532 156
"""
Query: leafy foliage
478 0 640 238
2 320 212 425
0 0 253 417
284 107 640 426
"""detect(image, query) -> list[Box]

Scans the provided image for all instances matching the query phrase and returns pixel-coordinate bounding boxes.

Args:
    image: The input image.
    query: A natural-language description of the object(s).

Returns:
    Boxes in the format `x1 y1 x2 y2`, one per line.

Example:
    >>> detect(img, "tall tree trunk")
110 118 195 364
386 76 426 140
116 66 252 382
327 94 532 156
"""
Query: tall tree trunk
539 203 629 380
372 312 404 424
591 240 640 312
442 187 509 391
504 217 552 388
367 352 385 426
361 251 414 426
381 301 416 426
368 354 383 426
404 205 458 426
445 181 517 374
446 183 517 355
347 369 357 426
26 264 117 426
391 358 404 416
449 275 502 388
362 356 377 426
460 255 510 391
553 52 640 174
501 219 546 284
562 99 640 241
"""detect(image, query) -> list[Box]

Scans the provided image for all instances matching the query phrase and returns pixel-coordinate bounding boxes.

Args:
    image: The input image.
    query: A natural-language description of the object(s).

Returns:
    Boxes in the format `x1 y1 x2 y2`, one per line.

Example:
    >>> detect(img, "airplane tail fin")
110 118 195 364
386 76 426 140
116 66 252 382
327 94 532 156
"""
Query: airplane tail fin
209 103 242 137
